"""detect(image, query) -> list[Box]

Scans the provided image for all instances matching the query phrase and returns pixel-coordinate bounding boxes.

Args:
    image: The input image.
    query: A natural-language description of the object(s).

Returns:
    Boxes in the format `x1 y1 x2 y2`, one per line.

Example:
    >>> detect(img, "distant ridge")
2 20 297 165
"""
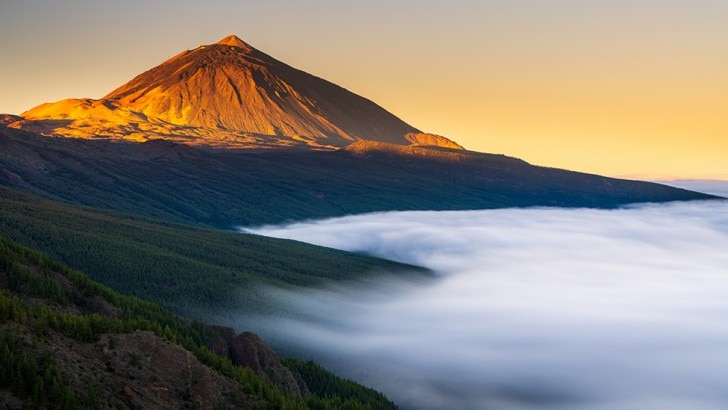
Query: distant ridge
0 126 718 228
10 35 461 150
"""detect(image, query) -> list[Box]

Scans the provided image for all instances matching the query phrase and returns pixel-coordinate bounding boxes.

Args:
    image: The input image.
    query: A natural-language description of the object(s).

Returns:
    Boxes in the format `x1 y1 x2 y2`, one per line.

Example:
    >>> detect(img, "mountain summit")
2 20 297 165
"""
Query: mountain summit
215 34 254 49
12 35 461 149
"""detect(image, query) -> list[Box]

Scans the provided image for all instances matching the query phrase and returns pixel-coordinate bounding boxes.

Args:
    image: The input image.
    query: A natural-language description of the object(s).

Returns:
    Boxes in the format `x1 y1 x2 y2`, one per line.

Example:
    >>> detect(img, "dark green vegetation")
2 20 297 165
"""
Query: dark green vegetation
0 235 396 409
283 358 396 409
0 127 716 229
0 187 425 319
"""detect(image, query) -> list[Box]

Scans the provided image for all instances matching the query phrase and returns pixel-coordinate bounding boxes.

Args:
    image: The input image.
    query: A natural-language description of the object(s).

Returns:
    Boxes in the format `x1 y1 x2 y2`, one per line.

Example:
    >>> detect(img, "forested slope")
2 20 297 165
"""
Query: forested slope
0 188 426 319
0 235 397 409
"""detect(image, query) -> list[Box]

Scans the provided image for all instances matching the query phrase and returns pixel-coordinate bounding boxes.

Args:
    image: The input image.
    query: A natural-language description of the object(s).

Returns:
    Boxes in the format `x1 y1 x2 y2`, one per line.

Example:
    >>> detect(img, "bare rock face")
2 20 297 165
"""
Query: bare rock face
36 330 260 410
203 324 238 358
344 140 474 163
11 35 469 150
203 325 309 397
230 332 310 397
405 132 464 150
0 114 22 126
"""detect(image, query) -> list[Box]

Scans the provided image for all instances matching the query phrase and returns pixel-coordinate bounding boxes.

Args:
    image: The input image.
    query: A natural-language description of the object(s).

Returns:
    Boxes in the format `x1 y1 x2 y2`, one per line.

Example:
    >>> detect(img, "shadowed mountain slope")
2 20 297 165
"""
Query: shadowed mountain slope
0 127 718 230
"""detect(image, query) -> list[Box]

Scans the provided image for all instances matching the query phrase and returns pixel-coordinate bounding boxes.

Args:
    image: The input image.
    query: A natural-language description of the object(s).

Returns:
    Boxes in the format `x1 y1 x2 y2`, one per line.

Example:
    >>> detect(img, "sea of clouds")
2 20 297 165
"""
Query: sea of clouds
242 182 728 410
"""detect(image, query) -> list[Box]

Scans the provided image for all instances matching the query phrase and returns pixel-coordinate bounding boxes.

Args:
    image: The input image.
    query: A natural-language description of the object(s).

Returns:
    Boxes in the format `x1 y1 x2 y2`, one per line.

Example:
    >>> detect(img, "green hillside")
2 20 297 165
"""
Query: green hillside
0 187 426 319
0 235 397 409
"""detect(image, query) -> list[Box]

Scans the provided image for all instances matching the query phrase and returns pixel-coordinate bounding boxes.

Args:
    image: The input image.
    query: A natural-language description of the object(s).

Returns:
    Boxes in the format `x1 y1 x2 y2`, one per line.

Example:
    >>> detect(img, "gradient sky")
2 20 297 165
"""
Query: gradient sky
1 0 726 179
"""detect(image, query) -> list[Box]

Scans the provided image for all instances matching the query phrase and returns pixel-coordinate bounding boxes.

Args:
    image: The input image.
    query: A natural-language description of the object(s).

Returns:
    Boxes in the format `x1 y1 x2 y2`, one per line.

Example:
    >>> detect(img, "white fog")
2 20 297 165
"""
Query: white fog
240 182 728 409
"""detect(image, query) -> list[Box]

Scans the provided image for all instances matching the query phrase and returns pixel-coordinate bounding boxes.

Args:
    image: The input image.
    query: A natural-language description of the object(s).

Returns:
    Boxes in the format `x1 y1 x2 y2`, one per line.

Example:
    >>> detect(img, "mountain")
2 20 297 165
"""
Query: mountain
8 35 460 150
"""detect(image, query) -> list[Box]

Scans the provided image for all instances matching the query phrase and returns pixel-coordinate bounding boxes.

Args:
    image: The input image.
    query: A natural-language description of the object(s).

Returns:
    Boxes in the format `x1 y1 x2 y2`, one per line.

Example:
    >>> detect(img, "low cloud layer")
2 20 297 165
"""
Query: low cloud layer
660 179 728 198
244 193 728 409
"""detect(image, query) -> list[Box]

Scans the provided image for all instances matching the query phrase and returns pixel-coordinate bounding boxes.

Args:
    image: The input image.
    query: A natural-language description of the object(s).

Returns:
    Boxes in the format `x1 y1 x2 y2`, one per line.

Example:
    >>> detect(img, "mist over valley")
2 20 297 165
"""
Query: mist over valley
246 190 728 409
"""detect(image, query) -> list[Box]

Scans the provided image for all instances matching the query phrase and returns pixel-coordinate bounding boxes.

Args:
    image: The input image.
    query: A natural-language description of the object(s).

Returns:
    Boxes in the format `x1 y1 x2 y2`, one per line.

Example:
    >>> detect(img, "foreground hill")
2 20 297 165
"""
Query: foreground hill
0 235 396 409
7 35 458 150
0 127 717 229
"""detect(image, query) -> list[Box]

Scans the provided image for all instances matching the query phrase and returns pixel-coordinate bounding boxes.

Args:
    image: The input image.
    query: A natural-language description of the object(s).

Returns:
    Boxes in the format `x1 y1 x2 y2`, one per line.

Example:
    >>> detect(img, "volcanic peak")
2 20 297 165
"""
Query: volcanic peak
11 35 461 150
215 34 254 51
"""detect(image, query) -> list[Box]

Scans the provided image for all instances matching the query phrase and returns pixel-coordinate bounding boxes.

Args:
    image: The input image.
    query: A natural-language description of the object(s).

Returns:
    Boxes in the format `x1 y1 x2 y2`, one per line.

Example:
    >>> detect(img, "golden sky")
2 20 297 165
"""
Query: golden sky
1 1 726 179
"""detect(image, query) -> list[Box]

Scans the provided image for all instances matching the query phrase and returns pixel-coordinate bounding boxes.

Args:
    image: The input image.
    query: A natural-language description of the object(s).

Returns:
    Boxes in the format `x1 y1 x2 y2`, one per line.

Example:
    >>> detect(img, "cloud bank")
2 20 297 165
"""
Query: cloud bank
660 180 728 198
243 194 728 409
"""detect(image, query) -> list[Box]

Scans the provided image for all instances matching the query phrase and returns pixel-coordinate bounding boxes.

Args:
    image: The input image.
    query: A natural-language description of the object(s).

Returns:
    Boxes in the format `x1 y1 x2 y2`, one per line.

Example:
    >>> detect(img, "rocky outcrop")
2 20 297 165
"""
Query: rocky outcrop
404 132 464 150
343 139 476 163
0 114 22 126
204 325 309 397
230 332 310 397
203 324 238 358
5 328 261 410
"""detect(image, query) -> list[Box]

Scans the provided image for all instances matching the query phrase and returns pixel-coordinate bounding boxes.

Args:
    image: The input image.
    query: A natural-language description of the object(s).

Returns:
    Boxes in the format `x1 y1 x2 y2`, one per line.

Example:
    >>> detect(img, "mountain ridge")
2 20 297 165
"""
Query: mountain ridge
0 126 718 230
